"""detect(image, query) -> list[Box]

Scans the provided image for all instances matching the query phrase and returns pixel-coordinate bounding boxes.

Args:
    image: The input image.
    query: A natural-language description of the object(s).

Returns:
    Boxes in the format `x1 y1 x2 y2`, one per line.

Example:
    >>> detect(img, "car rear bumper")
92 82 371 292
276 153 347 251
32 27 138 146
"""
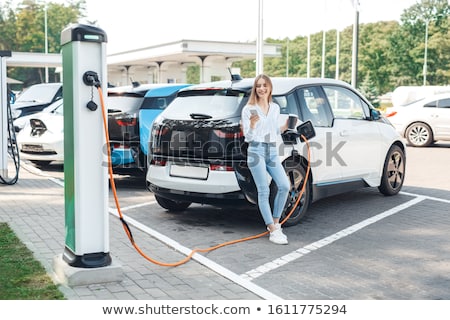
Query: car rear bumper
147 164 242 193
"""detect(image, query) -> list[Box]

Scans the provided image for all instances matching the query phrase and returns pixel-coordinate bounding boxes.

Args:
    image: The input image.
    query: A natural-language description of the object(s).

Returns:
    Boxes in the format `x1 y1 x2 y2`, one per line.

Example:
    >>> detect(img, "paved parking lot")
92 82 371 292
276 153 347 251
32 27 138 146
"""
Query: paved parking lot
1 143 450 300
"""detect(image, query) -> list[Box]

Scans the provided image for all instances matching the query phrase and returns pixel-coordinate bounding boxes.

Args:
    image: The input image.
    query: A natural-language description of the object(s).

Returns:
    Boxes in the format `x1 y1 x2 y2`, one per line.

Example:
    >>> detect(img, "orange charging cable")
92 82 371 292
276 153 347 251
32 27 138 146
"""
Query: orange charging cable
98 86 311 267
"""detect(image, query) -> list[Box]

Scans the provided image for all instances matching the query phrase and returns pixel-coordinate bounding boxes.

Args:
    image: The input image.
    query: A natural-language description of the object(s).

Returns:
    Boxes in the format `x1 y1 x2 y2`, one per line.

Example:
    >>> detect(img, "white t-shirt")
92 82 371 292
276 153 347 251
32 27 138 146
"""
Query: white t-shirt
241 101 281 143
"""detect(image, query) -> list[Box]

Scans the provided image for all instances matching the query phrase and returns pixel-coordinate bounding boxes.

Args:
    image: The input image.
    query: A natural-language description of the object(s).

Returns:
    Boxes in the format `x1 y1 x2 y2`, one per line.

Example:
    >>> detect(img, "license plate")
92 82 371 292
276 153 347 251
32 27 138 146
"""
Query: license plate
21 144 43 152
170 164 208 180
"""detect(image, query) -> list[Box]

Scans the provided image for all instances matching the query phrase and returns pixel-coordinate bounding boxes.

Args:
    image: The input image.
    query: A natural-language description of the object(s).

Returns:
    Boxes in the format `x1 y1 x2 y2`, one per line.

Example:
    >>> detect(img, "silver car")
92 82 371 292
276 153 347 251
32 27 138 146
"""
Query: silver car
386 93 450 147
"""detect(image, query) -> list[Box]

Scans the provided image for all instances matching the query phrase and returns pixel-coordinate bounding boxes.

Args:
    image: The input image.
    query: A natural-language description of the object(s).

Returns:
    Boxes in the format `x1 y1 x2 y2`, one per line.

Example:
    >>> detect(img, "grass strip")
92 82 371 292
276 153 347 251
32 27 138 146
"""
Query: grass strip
0 223 65 300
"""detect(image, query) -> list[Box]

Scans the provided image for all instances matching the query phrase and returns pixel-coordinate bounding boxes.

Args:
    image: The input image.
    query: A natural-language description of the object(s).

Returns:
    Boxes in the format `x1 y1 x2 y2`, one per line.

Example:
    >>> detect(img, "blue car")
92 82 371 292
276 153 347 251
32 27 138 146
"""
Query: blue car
109 83 191 170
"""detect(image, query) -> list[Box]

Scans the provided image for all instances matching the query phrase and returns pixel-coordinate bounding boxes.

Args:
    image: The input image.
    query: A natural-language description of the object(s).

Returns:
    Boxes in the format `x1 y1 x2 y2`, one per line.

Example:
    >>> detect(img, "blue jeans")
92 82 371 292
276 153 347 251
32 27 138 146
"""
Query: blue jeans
247 142 290 226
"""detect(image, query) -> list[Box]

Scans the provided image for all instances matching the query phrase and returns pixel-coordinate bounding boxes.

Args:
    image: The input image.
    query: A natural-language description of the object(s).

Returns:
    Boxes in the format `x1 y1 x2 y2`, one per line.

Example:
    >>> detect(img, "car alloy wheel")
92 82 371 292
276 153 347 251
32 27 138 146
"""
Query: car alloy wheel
406 122 433 147
271 159 310 227
378 144 405 196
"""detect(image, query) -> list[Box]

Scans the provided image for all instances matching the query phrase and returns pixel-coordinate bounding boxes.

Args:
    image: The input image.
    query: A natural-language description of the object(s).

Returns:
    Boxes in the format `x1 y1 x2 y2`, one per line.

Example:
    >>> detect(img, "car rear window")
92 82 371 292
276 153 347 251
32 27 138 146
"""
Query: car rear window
162 89 247 119
107 96 144 113
140 93 177 110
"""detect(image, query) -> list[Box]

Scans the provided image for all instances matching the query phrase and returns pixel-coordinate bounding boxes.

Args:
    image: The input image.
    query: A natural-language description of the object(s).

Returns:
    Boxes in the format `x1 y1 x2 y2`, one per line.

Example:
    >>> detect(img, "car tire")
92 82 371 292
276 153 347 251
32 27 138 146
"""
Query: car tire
155 195 191 212
270 159 311 227
378 144 406 196
405 122 433 147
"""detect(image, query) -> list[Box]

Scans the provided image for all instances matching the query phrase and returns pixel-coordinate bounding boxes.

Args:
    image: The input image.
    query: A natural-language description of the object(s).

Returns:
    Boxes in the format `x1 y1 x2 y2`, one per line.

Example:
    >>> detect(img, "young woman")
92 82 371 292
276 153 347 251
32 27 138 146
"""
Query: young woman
241 74 290 245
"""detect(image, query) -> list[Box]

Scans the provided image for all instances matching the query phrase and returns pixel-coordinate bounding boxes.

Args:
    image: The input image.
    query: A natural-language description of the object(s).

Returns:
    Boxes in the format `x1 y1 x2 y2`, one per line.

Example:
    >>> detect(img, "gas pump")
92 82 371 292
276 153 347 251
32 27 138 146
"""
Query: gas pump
53 24 122 286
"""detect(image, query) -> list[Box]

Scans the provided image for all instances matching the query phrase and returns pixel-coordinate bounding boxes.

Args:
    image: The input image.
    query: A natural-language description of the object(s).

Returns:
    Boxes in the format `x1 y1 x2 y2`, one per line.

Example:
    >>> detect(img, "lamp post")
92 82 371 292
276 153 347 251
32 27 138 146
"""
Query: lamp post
423 19 429 86
256 0 264 75
44 3 48 83
350 0 359 88
422 14 443 86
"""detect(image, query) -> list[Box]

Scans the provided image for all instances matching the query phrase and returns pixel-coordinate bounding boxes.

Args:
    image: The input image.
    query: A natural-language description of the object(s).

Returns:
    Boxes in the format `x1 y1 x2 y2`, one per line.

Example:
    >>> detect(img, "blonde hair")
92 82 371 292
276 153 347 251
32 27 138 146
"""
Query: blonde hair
248 74 273 105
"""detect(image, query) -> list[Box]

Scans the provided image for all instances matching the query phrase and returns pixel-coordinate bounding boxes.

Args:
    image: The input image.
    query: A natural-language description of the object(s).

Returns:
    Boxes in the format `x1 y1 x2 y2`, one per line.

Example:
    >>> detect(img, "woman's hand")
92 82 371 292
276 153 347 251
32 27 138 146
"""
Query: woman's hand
250 114 260 129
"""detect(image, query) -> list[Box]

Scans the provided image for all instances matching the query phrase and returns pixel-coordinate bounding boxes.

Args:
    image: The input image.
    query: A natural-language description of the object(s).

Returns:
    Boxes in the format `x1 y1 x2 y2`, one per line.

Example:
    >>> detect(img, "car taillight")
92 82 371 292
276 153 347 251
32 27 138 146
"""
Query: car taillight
116 117 137 126
151 159 167 166
113 143 130 149
210 164 234 171
153 127 169 135
385 111 397 117
213 129 243 139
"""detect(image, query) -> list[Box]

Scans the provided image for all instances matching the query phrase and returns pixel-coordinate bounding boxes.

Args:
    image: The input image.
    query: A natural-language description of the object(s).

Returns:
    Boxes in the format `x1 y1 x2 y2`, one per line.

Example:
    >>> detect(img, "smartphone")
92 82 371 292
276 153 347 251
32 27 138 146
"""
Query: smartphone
250 109 258 116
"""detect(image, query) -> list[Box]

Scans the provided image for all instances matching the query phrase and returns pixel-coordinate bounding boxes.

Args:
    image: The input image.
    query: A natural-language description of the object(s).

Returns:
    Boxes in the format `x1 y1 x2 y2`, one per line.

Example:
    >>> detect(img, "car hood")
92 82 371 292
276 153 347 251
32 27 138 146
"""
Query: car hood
11 100 47 110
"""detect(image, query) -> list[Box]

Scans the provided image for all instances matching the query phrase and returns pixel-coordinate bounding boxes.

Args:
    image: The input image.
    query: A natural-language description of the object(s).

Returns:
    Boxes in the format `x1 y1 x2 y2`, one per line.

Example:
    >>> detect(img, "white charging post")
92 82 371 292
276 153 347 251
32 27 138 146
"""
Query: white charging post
0 51 11 180
60 24 111 269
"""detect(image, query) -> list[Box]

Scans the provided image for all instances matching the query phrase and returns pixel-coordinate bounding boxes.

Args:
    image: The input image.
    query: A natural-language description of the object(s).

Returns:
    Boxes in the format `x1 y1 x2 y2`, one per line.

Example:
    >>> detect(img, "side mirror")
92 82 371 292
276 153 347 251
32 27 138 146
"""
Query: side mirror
371 109 381 121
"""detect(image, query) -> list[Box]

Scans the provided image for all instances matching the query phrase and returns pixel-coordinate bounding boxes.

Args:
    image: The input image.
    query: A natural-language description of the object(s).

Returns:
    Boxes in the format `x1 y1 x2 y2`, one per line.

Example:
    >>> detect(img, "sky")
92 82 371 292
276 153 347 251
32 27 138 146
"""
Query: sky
32 0 421 53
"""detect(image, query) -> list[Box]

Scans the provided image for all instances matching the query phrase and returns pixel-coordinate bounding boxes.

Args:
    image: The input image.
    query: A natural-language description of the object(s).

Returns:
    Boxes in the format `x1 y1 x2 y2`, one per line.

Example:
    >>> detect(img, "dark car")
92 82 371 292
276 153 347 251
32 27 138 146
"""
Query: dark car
146 77 406 226
107 83 190 170
11 83 63 122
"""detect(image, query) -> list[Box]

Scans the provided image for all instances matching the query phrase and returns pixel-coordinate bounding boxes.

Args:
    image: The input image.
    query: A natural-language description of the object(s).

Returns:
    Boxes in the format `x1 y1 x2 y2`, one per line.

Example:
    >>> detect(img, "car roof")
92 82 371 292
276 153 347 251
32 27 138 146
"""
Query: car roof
144 84 191 97
108 83 191 97
181 77 353 95
401 92 450 107
422 92 450 101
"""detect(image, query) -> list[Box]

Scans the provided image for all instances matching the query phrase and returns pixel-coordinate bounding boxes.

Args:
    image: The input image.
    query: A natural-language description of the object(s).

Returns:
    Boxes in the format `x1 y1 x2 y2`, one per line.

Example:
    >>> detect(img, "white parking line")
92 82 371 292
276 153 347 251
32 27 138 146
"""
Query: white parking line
110 201 157 212
400 191 450 204
240 195 427 281
108 209 283 300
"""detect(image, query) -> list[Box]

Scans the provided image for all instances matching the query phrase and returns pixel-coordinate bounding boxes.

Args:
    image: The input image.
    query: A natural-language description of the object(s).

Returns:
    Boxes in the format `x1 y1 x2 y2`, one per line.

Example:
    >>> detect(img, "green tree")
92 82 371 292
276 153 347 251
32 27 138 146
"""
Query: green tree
0 0 87 85
391 0 450 85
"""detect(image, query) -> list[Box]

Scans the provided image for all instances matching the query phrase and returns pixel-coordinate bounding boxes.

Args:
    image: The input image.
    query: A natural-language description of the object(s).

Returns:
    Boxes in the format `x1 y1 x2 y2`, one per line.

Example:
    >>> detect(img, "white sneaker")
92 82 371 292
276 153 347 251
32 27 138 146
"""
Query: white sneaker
274 223 283 230
268 227 288 245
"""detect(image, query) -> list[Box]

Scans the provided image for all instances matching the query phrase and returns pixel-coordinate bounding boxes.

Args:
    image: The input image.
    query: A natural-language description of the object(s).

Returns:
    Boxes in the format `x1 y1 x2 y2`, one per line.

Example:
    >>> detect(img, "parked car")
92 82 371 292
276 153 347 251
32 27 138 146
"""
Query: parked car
385 93 450 147
108 83 190 170
17 99 64 166
13 98 62 133
146 77 406 226
15 83 190 168
138 84 192 165
11 83 63 123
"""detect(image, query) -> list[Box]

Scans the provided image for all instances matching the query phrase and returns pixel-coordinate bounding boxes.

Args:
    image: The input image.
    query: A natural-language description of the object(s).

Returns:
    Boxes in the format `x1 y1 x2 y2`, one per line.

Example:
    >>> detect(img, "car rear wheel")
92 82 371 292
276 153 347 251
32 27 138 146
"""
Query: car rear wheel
405 122 433 147
378 145 405 196
271 159 311 227
155 195 191 212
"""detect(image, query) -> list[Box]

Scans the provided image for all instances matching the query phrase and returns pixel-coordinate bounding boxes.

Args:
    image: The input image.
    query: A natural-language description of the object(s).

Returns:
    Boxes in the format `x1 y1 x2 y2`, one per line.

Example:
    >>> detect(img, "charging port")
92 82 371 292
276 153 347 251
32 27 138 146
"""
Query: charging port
83 71 100 87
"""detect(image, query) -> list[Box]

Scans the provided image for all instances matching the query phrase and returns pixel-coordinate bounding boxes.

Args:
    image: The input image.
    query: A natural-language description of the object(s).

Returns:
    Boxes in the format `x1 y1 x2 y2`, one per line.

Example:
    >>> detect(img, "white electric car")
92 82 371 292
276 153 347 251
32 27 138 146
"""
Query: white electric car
146 77 406 226
17 100 64 166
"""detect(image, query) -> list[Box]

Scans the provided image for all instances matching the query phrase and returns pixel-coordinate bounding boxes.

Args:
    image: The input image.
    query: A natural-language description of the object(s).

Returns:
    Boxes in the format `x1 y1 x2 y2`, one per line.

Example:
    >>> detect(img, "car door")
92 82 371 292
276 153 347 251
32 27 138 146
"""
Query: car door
296 86 342 183
322 85 382 182
425 98 450 139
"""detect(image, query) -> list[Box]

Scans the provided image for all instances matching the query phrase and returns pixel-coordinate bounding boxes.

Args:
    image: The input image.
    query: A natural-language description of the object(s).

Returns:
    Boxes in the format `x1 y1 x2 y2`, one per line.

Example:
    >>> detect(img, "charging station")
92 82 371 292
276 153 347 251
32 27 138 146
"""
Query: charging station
0 51 11 181
53 24 122 286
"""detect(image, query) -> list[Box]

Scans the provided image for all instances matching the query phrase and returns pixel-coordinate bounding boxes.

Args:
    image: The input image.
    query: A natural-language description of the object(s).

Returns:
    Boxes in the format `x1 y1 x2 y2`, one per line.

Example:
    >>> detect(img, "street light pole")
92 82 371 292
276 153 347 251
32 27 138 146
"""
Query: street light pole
351 0 359 88
44 4 48 83
423 19 430 86
422 14 443 86
256 0 264 75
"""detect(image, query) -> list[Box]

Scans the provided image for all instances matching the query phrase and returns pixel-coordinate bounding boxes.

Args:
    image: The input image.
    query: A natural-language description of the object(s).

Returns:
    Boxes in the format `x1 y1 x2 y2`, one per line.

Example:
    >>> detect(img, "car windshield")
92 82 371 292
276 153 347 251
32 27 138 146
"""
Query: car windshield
163 89 247 119
16 84 60 103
